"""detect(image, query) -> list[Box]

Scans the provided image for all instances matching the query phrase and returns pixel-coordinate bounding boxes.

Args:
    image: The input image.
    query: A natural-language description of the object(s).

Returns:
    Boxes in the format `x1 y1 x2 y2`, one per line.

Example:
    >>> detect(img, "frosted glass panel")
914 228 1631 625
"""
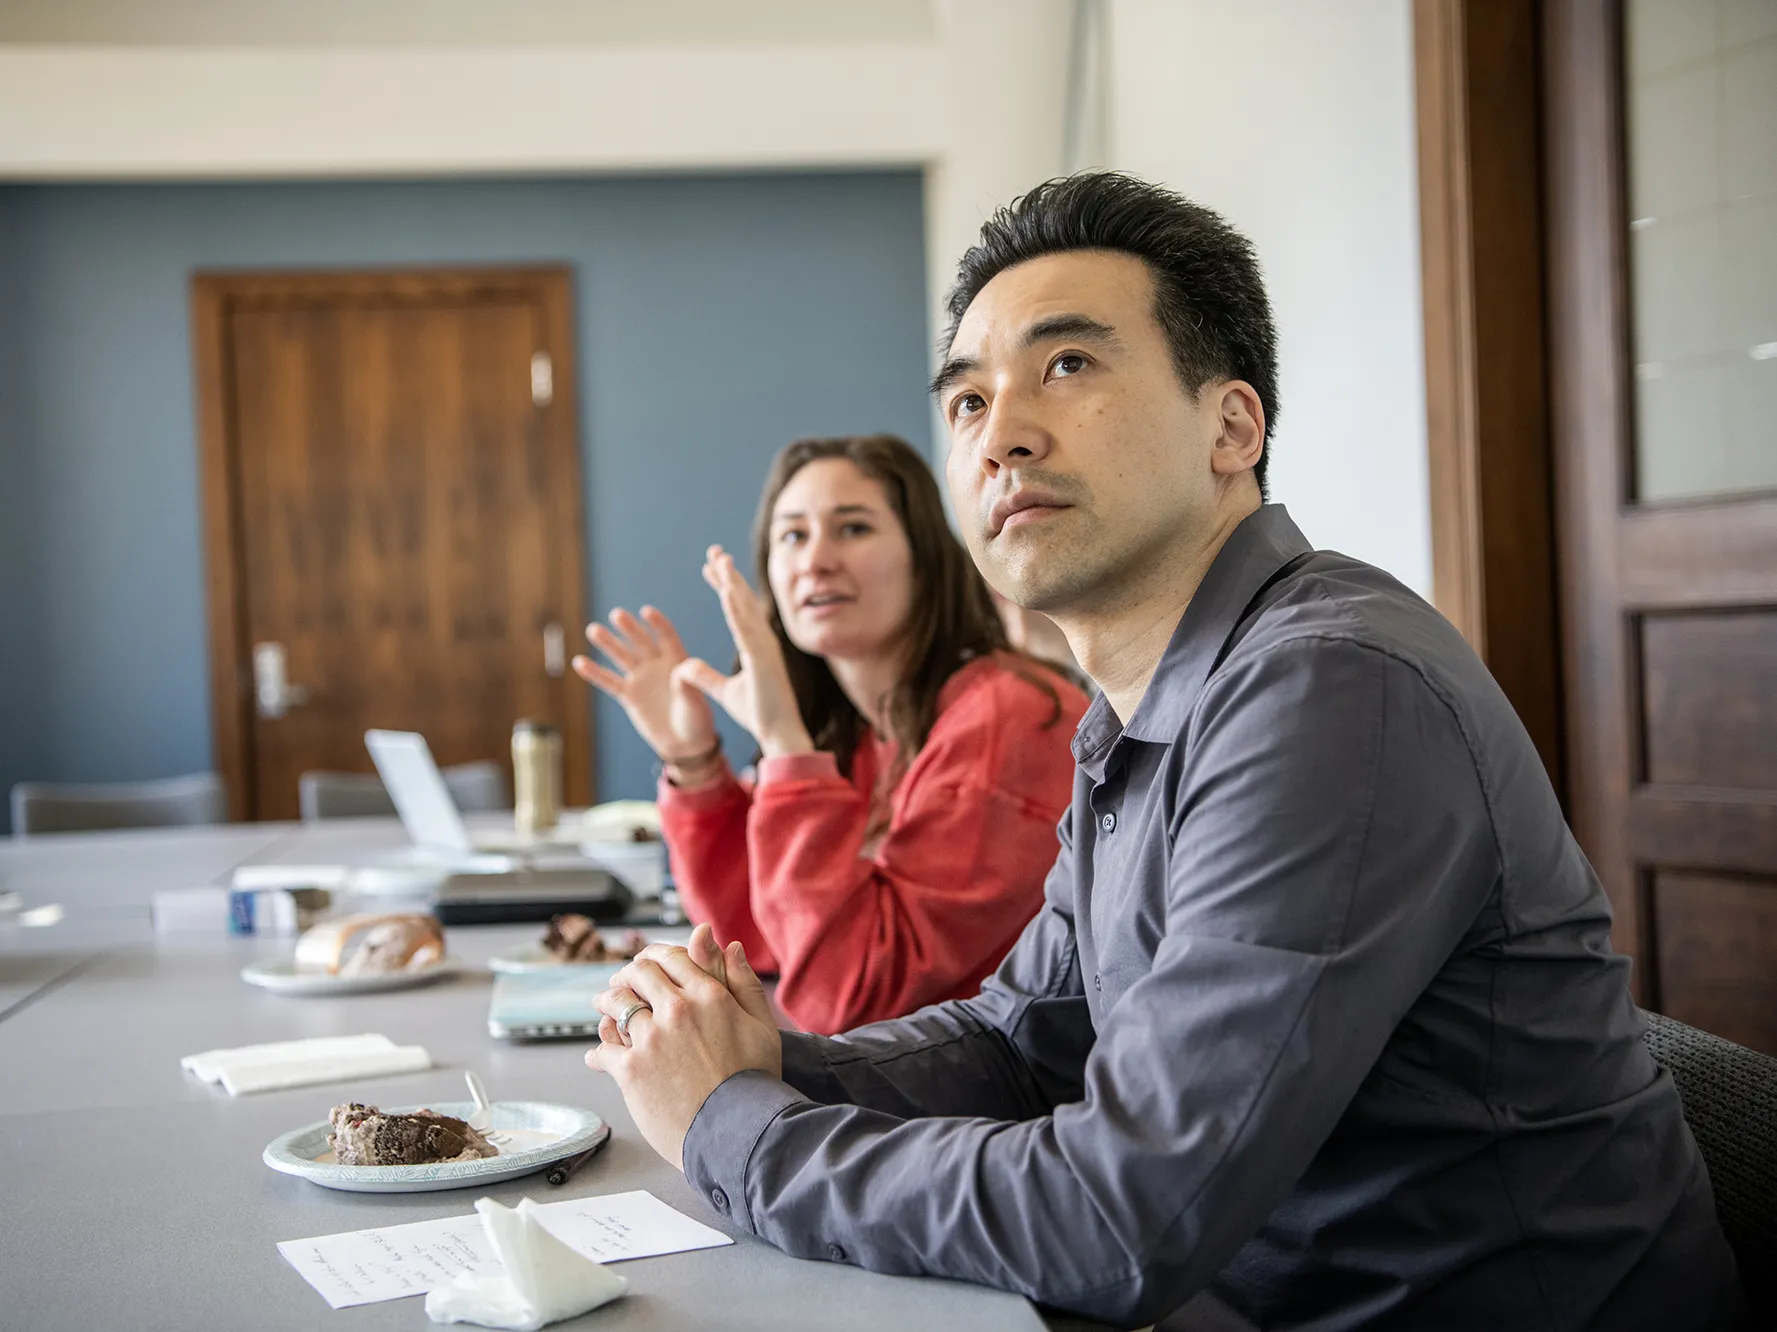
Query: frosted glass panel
1625 0 1777 502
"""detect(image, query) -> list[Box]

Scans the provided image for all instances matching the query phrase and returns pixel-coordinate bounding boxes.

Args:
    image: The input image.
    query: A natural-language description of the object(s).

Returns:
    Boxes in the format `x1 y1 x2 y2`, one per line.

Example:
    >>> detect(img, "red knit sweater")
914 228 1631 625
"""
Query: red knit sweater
657 655 1088 1035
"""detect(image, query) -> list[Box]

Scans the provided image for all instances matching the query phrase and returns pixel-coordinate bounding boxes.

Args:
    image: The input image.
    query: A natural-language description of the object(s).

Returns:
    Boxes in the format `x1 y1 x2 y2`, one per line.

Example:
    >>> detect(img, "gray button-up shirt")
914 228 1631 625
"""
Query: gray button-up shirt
684 506 1743 1330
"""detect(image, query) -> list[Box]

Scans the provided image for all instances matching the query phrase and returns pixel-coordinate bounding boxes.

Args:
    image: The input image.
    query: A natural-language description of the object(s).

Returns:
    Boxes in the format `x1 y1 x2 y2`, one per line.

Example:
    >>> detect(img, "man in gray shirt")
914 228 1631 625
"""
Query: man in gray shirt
587 173 1745 1329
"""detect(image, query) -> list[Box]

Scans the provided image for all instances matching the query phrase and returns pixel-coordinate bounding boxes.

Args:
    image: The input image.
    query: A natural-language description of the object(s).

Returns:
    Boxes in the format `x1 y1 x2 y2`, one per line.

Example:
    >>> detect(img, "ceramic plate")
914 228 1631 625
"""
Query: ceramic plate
487 945 564 974
263 1100 607 1193
486 946 636 977
240 956 462 996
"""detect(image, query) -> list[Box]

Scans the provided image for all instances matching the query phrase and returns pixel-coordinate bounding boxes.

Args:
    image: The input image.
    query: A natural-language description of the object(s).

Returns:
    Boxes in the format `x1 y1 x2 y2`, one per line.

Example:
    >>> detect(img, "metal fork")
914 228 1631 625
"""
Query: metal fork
464 1070 514 1148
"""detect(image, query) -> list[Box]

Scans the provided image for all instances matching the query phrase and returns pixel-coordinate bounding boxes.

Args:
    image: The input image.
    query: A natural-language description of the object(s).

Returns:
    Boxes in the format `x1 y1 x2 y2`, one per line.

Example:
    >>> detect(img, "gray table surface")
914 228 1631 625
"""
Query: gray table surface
0 821 1047 1332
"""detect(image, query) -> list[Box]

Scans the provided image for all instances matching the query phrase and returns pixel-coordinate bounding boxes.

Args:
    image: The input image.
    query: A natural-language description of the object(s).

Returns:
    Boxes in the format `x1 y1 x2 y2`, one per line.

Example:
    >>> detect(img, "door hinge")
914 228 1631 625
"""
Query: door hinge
530 351 554 408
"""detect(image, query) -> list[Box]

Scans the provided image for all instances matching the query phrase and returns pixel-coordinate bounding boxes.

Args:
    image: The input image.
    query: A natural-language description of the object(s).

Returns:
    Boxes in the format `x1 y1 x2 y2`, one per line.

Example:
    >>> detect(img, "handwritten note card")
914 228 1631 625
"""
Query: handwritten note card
278 1190 732 1309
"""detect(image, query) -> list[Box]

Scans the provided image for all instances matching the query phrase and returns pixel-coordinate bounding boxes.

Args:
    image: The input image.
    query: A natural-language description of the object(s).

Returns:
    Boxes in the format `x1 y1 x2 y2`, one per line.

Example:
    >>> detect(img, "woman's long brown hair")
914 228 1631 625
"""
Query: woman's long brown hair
751 434 1065 778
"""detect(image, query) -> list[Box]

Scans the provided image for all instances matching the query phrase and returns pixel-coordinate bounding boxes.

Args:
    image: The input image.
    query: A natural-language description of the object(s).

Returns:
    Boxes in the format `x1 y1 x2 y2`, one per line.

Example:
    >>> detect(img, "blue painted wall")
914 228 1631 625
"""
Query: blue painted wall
0 200 47 819
0 172 932 830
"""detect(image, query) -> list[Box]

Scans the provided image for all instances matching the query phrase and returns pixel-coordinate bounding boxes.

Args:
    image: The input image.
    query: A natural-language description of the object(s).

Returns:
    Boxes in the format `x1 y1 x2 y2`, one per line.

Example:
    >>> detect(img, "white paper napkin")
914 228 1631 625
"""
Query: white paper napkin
426 1197 628 1331
230 864 353 890
180 1033 431 1096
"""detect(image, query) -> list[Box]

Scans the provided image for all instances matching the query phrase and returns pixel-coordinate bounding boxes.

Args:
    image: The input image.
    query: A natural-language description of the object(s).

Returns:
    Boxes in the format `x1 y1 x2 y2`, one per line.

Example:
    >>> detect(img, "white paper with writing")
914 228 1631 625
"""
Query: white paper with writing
278 1190 732 1310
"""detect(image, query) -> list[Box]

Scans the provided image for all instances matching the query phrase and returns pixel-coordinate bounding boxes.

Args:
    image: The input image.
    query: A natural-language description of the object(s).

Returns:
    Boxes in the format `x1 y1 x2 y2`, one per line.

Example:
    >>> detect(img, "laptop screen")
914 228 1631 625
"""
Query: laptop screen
365 729 472 852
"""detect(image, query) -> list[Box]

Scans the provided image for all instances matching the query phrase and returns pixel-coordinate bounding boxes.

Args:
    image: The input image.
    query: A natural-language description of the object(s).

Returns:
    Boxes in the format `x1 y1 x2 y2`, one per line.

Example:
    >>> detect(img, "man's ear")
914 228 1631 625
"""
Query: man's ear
1209 381 1265 477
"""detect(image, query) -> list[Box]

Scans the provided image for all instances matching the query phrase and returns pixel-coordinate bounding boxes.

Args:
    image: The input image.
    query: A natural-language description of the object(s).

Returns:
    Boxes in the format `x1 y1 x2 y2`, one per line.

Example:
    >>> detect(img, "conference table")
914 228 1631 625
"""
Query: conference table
0 819 1050 1332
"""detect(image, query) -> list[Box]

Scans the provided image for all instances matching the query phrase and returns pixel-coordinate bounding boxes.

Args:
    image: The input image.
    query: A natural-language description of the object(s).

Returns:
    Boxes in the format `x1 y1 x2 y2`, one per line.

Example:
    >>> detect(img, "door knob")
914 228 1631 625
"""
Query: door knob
252 642 311 719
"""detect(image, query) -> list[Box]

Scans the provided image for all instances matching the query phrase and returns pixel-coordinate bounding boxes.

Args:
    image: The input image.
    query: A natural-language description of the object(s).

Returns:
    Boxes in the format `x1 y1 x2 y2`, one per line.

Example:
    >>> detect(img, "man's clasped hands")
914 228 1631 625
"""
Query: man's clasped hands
585 923 783 1170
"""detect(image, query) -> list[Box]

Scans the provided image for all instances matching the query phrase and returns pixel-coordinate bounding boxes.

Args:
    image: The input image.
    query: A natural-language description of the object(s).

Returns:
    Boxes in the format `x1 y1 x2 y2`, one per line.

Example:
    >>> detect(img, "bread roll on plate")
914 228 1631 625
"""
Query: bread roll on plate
292 914 445 976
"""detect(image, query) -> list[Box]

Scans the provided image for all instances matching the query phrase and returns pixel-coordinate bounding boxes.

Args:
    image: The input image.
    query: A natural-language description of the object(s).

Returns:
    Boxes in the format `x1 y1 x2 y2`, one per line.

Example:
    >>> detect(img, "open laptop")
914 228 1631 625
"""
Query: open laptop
364 729 631 925
365 728 583 857
488 965 628 1040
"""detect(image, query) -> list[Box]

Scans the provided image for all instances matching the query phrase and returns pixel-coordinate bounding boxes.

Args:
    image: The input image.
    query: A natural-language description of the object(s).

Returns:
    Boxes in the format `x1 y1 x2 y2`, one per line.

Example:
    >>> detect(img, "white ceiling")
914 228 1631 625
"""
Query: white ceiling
0 0 938 47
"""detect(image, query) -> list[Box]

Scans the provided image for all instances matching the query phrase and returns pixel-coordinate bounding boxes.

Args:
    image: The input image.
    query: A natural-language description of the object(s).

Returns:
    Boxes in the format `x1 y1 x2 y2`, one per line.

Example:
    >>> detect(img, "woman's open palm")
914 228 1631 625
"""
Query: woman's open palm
572 607 717 762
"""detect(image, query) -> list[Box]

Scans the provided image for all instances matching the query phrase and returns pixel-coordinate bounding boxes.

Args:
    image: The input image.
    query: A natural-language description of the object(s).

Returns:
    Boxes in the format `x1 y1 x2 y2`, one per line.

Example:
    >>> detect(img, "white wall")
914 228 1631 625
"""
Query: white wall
0 0 937 46
0 45 945 177
923 0 1074 326
1110 0 1431 593
924 0 1075 447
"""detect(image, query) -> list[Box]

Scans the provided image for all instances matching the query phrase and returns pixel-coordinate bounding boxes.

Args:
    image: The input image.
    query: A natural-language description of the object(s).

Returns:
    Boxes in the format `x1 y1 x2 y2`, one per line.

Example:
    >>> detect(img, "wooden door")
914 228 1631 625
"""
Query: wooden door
1545 2 1777 1053
192 268 592 821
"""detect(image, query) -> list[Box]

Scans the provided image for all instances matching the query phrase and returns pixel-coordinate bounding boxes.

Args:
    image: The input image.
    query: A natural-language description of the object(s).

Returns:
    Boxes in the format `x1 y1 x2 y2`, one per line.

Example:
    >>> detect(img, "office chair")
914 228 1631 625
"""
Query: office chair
1642 1009 1777 1323
10 772 227 836
298 761 508 820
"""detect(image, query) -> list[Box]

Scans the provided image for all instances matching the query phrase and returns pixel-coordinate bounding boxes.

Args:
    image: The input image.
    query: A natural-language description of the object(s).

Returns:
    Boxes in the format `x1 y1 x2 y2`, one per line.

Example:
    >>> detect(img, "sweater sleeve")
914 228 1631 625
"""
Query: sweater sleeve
746 673 1077 1034
656 765 780 975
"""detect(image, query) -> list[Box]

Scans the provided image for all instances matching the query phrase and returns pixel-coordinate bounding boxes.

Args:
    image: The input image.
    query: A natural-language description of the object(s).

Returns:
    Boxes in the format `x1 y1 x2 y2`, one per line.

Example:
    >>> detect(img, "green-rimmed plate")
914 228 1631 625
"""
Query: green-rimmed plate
263 1100 607 1193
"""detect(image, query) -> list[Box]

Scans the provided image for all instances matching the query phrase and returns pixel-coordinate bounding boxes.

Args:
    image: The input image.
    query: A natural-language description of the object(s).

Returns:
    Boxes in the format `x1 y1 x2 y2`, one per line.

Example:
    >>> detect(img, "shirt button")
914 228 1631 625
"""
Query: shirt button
709 1187 729 1212
827 1243 847 1262
1093 972 1102 991
1100 811 1116 833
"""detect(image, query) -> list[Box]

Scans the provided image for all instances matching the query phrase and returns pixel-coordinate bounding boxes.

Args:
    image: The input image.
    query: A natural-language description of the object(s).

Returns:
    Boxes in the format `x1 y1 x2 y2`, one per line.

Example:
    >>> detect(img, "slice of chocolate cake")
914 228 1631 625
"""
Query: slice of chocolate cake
541 914 648 964
327 1103 497 1165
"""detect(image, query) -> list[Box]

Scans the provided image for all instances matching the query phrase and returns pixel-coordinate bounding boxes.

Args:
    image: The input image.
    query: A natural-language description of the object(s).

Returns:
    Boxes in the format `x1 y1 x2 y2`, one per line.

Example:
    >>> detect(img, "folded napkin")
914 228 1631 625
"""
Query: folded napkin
230 864 353 891
180 1033 431 1096
426 1197 628 1331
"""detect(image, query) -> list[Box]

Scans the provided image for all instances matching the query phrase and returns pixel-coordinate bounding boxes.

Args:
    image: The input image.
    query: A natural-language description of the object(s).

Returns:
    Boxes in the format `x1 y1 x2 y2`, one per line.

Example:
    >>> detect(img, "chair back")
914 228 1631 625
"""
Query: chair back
298 761 508 821
438 761 509 814
297 771 394 821
10 772 227 836
1641 1009 1777 1322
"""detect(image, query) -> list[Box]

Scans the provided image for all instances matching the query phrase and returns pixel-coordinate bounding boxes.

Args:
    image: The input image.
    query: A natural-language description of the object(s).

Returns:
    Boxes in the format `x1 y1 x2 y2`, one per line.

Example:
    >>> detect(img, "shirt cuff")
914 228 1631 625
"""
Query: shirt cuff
682 1068 807 1234
755 752 841 787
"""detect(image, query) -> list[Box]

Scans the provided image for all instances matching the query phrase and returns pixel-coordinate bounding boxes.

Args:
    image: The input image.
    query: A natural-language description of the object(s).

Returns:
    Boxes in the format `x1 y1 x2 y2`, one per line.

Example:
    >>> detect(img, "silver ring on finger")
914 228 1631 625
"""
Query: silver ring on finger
614 997 652 1043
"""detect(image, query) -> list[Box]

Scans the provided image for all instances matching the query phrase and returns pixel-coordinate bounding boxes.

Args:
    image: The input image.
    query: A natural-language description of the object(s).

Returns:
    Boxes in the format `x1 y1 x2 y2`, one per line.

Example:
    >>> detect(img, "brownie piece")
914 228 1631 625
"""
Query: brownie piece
327 1103 496 1165
541 915 647 964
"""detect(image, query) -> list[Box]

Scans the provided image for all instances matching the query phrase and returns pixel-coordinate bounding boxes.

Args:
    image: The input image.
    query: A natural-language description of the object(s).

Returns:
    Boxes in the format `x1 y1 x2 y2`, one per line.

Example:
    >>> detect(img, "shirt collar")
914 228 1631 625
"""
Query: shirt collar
1071 504 1313 776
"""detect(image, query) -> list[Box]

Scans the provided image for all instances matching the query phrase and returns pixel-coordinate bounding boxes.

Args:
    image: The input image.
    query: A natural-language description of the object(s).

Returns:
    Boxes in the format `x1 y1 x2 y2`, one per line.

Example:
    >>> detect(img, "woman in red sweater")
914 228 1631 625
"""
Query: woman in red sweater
573 434 1087 1035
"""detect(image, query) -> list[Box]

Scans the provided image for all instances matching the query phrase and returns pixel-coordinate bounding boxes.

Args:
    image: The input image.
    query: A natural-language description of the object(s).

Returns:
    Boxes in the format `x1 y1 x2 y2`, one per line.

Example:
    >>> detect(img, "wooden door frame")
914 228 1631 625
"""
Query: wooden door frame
1539 0 1645 990
189 265 594 821
1412 0 1566 793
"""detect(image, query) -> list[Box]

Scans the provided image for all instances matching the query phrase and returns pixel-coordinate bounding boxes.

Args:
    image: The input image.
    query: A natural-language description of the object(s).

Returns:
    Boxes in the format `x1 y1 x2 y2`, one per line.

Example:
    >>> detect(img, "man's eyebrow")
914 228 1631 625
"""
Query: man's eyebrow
928 314 1122 399
929 354 978 400
1022 313 1122 349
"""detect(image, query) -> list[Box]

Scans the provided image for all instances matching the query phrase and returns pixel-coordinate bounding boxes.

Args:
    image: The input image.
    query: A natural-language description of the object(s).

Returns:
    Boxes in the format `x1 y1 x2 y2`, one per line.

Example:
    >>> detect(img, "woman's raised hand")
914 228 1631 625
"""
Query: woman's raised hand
675 546 814 759
572 606 719 764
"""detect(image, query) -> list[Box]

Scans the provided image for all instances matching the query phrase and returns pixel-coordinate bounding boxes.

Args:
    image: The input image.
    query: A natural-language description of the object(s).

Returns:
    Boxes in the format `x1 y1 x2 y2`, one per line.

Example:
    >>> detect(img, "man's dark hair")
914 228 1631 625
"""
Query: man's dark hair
942 172 1280 499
